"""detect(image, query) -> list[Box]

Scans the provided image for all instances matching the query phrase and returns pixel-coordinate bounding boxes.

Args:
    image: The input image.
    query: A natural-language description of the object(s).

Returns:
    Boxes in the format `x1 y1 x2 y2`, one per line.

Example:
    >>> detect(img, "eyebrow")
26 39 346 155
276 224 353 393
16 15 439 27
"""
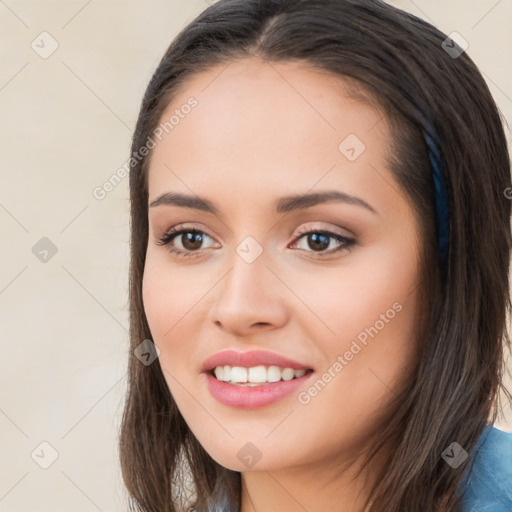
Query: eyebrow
149 190 378 215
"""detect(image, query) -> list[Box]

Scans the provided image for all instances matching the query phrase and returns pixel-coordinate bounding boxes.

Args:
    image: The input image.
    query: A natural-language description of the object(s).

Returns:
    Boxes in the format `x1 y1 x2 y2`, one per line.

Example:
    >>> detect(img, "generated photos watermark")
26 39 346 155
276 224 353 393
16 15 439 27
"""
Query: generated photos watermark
297 301 403 405
92 96 198 201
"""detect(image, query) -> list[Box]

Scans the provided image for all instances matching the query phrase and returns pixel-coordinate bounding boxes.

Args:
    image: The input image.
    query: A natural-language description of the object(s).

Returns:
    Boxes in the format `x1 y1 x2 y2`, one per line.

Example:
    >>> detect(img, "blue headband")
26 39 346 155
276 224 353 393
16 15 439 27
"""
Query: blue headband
423 129 450 275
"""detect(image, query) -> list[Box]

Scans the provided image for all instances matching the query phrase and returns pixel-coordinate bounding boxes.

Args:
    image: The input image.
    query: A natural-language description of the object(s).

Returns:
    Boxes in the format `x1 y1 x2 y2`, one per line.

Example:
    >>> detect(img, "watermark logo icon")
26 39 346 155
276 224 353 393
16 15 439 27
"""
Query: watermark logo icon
441 442 468 468
31 31 59 59
31 441 59 469
237 442 262 468
442 32 468 59
339 134 366 161
134 339 160 366
236 236 263 264
32 237 58 263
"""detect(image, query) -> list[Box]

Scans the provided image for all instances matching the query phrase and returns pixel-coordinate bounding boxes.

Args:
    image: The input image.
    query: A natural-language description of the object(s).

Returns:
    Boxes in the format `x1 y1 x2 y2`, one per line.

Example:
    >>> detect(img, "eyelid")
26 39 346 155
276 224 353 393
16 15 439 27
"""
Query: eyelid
156 222 350 243
156 223 218 247
156 222 356 258
293 222 353 240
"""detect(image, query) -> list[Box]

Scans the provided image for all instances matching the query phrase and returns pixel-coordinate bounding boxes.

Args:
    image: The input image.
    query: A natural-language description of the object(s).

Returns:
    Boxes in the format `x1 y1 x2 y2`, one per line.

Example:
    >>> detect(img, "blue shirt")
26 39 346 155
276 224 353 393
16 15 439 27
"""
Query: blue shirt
460 425 512 511
209 425 512 512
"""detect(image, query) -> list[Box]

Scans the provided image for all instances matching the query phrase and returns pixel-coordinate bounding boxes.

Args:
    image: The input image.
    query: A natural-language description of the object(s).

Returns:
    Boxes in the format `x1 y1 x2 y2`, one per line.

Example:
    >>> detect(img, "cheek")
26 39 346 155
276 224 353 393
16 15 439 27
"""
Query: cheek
141 260 190 370
142 253 206 340
292 295 418 463
291 246 419 419
142 262 172 341
141 257 213 387
285 243 418 350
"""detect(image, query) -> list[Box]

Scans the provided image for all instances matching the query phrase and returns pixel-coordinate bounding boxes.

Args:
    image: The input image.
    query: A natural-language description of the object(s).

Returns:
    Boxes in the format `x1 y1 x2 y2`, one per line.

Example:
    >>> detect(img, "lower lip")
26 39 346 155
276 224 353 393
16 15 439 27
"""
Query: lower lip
204 371 314 409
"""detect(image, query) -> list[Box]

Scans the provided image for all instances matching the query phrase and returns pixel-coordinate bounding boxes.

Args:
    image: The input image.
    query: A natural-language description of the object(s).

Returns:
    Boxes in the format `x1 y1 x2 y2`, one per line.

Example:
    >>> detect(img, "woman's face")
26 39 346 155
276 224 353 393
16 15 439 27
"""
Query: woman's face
142 58 422 472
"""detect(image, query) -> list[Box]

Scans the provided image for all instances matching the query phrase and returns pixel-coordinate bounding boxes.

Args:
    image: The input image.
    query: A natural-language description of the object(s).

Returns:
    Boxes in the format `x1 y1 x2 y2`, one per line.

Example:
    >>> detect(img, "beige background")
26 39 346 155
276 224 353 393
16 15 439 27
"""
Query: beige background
0 1 510 510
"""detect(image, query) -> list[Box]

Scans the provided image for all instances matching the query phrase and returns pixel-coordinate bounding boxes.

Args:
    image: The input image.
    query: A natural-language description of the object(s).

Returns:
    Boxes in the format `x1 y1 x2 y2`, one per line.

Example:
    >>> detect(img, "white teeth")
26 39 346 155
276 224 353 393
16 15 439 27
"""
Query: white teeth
230 366 247 383
267 365 282 383
248 365 267 383
212 365 310 384
281 368 295 381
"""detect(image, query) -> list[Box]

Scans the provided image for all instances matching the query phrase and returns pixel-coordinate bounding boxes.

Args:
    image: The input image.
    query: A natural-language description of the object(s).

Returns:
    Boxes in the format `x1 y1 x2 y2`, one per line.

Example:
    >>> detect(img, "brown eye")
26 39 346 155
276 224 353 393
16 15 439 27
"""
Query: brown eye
156 227 217 258
291 229 355 256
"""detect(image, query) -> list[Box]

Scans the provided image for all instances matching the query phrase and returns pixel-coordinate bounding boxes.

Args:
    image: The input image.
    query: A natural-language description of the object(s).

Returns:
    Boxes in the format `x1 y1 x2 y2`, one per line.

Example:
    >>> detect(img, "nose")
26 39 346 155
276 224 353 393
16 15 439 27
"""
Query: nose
210 243 288 337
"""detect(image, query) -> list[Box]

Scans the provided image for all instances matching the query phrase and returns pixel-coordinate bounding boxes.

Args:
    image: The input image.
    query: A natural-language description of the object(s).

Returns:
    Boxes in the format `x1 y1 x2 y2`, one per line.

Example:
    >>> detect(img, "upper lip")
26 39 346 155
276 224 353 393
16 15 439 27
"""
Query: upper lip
201 350 313 373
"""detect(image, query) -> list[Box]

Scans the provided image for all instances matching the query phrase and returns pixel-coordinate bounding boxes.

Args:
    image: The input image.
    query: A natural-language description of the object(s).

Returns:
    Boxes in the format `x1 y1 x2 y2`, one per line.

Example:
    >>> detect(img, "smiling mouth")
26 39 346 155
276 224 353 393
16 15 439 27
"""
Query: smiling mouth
210 365 314 386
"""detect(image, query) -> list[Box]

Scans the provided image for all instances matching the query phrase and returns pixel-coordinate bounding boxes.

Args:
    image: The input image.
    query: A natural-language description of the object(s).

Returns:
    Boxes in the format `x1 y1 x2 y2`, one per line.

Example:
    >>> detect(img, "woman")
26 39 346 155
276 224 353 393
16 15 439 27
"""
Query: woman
119 1 512 510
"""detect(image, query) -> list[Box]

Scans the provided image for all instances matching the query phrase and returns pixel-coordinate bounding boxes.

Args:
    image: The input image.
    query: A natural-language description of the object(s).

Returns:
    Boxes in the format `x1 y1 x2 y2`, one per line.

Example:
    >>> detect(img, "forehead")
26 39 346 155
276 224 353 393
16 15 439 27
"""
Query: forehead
146 58 392 211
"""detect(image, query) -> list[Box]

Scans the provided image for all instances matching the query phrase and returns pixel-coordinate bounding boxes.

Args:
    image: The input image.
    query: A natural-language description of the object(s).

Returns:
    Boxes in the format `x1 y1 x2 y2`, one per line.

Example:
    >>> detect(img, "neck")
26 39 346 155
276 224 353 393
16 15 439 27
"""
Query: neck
239 440 390 512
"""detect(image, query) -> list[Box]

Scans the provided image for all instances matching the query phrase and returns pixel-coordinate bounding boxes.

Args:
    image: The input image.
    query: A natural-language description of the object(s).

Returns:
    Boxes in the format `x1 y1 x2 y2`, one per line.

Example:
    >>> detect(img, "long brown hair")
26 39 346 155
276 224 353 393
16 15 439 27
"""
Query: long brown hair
119 1 512 511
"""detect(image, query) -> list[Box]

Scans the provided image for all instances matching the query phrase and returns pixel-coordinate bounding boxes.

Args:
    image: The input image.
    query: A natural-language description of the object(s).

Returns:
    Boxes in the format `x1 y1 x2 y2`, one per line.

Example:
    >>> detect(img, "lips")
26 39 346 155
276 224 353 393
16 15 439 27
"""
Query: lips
201 349 313 373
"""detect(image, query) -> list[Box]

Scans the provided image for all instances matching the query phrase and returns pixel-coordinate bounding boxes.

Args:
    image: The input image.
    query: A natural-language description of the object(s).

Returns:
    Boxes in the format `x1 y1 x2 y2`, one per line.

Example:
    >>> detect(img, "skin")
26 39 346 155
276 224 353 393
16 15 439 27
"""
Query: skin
142 57 422 512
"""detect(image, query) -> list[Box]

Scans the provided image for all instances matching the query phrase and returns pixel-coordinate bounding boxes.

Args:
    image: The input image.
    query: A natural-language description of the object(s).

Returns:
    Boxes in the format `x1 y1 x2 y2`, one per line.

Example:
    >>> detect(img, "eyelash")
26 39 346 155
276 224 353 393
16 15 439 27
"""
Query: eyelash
156 224 356 259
